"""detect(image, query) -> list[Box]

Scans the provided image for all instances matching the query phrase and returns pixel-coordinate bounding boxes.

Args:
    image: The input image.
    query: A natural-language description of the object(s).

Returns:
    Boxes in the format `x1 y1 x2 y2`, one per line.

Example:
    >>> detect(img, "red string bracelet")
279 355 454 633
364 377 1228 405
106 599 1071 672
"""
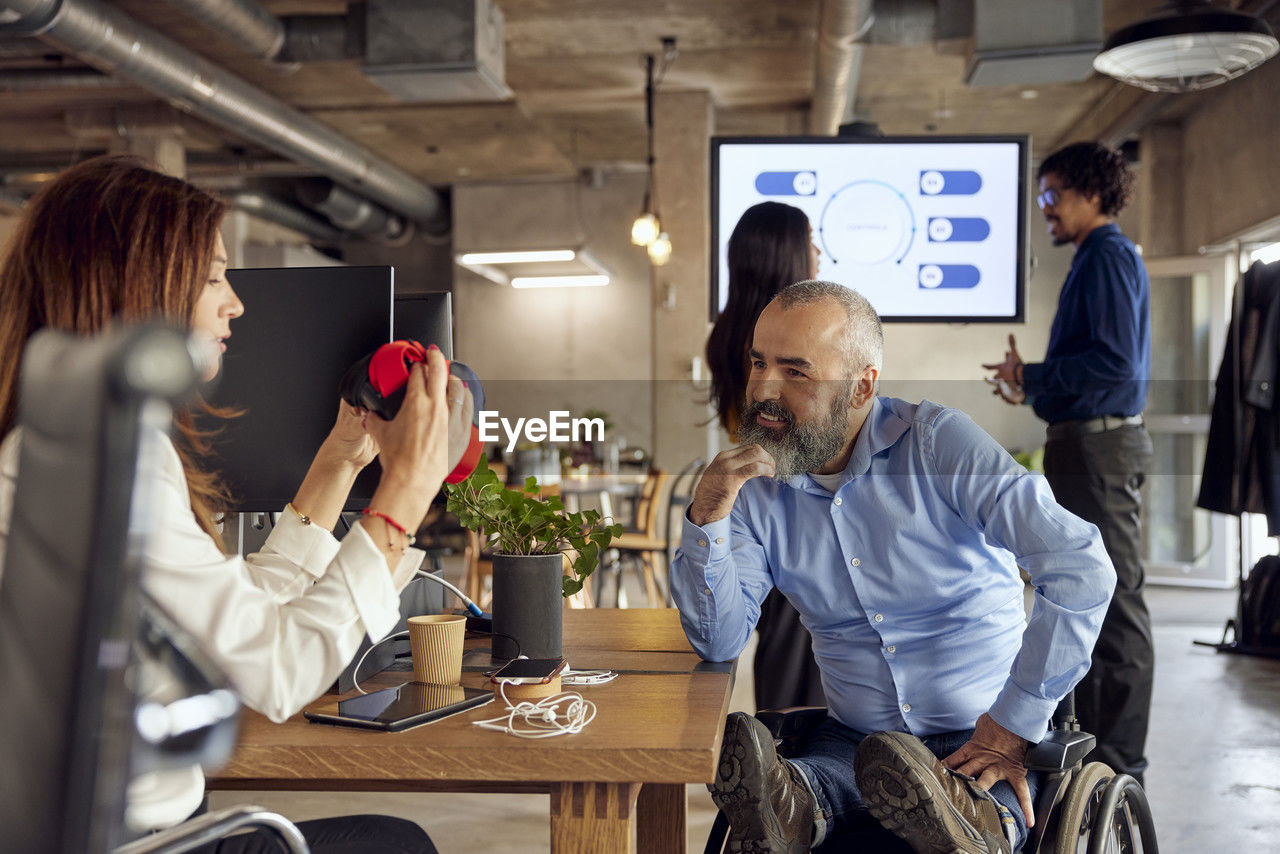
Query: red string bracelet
361 509 416 547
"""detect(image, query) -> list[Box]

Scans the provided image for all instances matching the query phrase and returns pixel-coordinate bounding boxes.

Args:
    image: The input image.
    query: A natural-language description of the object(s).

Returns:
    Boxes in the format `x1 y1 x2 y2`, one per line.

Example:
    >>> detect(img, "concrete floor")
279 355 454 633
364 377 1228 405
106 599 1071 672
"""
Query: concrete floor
209 571 1280 852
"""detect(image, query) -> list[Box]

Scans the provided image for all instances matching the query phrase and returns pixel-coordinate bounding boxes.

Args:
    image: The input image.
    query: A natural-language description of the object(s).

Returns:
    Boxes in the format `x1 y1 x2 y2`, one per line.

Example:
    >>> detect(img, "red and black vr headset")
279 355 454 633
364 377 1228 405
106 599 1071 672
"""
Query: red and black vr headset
339 340 484 484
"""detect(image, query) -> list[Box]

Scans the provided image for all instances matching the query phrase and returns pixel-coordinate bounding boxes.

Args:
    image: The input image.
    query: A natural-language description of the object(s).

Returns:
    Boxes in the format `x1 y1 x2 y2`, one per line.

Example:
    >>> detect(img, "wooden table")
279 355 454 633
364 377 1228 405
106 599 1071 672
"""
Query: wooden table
208 609 733 854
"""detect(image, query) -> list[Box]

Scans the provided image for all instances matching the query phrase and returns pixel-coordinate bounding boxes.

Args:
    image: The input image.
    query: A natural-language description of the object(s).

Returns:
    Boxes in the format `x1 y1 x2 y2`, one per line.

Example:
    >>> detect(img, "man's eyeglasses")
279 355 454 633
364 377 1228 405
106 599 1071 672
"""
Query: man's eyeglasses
1036 187 1063 210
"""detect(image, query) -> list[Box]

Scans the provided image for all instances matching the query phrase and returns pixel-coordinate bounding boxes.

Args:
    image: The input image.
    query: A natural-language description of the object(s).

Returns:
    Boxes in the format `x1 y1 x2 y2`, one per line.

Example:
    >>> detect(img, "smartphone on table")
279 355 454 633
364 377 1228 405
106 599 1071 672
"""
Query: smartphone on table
489 657 568 685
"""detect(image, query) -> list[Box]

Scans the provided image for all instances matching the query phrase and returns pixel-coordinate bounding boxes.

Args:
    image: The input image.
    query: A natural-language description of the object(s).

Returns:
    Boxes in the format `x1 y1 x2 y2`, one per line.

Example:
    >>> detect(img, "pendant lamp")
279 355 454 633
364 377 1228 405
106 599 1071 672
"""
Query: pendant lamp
1093 1 1278 92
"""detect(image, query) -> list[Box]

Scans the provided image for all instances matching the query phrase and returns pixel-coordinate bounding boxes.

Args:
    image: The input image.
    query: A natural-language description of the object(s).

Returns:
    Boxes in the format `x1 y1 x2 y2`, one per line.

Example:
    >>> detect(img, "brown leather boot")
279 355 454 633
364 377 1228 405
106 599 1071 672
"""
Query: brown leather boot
709 712 815 853
855 731 1013 854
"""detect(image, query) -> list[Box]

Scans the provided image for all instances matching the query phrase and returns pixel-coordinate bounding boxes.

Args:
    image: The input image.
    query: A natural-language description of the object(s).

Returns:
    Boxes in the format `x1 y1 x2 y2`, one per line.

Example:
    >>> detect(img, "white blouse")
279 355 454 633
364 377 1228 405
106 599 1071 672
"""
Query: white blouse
0 426 424 831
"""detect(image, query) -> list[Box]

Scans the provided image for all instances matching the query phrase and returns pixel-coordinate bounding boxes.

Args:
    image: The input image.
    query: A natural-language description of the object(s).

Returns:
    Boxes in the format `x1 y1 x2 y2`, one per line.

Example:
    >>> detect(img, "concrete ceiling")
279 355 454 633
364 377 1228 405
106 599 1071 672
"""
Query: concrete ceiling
0 0 1264 207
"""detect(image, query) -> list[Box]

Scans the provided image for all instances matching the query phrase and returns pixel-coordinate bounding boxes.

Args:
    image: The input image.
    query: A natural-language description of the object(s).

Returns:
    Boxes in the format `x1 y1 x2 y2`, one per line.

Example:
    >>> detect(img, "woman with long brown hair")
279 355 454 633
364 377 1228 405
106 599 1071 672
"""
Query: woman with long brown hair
0 155 460 851
705 200 826 712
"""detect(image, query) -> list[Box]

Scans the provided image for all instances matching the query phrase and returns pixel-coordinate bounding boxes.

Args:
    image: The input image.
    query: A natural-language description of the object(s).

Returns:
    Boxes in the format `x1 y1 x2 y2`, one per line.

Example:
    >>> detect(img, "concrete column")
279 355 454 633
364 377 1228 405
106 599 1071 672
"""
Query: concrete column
650 89 714 472
111 133 186 179
1138 122 1184 258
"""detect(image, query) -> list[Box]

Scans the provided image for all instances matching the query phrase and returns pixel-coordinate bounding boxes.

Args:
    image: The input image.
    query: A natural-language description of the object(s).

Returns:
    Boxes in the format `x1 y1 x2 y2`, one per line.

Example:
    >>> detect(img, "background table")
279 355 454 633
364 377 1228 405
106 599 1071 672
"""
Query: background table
558 473 647 524
208 609 732 854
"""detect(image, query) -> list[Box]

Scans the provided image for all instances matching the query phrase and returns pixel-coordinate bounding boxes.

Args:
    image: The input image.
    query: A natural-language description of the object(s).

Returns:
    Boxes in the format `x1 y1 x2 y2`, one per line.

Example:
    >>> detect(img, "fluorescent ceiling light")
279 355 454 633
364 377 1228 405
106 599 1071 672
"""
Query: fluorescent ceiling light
455 246 610 288
458 249 577 265
510 274 610 289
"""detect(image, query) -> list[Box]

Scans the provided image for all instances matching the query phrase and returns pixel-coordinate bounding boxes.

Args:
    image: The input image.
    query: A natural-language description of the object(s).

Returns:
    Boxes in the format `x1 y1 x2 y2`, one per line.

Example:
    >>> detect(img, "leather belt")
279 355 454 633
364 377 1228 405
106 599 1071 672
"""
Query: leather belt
1046 414 1144 441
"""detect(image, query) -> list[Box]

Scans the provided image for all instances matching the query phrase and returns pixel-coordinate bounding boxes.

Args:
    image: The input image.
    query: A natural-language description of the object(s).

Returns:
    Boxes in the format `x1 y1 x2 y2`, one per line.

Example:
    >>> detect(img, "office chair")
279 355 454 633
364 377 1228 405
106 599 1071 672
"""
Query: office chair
705 692 1159 853
0 325 305 854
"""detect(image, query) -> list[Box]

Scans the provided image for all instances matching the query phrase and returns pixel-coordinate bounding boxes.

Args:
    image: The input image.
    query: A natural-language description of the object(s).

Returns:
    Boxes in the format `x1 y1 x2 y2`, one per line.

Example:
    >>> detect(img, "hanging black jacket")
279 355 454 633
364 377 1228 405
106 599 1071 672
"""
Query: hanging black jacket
1198 260 1280 534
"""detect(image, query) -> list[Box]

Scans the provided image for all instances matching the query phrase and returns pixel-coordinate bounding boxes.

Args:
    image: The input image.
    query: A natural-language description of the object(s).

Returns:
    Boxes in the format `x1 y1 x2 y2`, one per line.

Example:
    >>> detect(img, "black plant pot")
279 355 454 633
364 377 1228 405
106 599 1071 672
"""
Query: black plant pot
490 553 563 660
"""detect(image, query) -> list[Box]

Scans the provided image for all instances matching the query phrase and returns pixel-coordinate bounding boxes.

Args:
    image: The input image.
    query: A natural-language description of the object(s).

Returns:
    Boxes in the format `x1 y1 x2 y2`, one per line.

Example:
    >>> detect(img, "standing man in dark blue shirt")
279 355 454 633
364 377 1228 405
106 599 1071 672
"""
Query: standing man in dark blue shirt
984 140 1153 786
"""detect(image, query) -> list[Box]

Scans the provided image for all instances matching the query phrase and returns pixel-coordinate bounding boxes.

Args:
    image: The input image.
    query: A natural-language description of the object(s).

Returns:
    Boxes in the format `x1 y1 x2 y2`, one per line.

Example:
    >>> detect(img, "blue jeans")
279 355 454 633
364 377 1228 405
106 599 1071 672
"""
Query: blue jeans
790 718 1040 852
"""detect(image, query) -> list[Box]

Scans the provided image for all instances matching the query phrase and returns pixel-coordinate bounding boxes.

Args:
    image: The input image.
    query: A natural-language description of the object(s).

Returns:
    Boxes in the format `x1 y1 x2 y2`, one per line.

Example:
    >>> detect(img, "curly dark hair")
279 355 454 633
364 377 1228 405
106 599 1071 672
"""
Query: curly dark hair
1037 141 1135 217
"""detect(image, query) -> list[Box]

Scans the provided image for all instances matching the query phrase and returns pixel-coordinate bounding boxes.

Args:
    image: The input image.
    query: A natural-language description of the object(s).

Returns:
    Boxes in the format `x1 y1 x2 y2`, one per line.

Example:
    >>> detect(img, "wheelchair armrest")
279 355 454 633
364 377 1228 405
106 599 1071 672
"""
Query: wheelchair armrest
755 706 829 742
1026 729 1096 772
113 805 309 854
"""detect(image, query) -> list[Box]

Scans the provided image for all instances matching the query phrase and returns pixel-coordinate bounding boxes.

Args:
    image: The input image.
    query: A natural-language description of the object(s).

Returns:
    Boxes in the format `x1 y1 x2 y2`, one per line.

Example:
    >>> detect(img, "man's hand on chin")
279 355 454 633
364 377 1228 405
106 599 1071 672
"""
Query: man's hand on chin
942 713 1034 827
688 444 777 527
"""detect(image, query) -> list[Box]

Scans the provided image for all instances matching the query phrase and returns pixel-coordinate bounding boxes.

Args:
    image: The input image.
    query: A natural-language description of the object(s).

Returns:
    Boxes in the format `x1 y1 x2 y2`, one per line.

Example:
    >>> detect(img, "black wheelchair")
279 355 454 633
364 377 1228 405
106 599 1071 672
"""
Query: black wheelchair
706 693 1159 853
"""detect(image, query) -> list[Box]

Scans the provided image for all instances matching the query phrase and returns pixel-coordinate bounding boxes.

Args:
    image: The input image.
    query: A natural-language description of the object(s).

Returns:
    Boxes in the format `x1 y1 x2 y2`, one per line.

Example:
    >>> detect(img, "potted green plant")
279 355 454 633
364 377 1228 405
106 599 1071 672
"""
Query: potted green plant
446 456 622 659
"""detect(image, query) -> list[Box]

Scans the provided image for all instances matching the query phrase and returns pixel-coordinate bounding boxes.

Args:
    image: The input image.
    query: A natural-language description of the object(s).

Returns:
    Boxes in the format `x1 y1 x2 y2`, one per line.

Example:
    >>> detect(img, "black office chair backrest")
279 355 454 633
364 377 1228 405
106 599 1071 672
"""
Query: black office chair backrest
0 325 203 854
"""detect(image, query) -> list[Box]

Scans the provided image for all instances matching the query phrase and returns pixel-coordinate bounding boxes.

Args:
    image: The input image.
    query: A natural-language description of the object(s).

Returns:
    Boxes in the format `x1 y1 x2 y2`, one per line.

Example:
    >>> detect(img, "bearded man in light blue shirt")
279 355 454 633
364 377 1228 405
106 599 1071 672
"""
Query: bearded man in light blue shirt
673 280 1115 854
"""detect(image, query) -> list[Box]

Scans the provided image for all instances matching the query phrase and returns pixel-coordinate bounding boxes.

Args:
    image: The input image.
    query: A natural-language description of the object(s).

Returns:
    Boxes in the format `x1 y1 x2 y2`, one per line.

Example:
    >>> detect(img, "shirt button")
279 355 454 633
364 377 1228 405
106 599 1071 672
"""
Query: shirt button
851 557 860 567
887 645 896 653
833 497 842 506
697 539 707 547
873 613 883 623
902 703 911 713
703 587 712 595
715 537 725 544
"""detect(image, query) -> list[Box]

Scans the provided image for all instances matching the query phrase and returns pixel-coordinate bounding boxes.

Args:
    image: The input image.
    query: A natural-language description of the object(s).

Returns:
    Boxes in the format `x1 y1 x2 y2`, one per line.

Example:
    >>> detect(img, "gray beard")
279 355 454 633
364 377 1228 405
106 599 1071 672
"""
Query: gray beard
738 394 851 481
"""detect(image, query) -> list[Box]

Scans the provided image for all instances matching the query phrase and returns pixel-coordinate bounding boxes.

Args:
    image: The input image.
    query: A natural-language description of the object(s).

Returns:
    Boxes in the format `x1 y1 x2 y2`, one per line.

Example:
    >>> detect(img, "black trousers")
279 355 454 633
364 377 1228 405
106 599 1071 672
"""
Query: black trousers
754 588 826 711
1043 424 1154 781
189 814 437 854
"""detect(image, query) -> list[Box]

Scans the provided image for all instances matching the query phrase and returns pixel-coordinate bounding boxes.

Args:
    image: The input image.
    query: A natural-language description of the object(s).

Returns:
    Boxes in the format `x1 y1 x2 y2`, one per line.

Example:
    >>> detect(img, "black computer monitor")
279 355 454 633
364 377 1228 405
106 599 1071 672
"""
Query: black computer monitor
395 293 453 360
207 266 394 513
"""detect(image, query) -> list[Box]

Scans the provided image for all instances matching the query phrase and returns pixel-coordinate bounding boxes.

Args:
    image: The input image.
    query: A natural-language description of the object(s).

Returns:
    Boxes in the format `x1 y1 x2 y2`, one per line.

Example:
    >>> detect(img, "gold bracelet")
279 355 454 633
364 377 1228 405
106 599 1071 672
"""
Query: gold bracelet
285 503 311 526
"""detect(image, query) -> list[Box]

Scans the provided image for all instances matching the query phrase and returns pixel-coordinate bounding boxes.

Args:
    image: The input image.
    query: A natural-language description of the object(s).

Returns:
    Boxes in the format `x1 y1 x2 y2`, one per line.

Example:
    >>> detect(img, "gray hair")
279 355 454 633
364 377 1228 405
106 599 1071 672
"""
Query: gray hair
771 280 883 376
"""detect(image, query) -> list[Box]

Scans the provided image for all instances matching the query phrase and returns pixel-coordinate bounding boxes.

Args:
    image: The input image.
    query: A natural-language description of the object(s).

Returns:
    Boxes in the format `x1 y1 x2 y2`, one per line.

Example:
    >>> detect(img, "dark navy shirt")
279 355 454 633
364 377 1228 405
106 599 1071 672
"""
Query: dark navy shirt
1022 223 1150 424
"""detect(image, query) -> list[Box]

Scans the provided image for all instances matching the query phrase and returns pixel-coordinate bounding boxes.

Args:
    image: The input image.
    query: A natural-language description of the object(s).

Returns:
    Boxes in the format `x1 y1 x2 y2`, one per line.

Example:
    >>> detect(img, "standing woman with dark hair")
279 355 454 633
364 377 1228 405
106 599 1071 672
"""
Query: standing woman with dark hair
0 155 463 852
705 201 826 711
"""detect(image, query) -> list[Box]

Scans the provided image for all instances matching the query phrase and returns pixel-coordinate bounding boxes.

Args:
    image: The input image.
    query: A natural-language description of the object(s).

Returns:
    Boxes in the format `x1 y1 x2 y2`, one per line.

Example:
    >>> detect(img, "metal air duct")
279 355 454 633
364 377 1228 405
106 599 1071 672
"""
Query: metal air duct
0 66 115 89
0 0 448 233
227 190 344 243
809 0 874 136
296 178 408 242
166 0 285 65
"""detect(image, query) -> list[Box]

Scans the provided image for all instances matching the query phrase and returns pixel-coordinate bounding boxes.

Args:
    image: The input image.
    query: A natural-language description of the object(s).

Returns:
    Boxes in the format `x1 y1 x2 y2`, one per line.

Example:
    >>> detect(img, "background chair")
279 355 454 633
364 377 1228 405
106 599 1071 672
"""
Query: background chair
704 693 1159 854
663 457 708 575
607 468 669 606
0 325 305 853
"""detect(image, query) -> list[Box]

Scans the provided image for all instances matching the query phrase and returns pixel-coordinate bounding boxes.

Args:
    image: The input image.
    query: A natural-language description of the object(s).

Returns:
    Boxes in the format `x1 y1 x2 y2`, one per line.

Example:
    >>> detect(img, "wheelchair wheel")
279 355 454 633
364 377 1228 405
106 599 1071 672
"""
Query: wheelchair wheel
1052 762 1114 853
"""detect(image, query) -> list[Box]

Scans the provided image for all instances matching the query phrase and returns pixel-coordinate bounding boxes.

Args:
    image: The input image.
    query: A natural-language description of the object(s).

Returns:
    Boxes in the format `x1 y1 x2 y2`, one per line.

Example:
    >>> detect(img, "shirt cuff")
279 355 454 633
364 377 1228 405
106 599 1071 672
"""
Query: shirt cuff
988 682 1057 743
392 546 426 592
1020 362 1044 399
681 513 733 562
262 505 341 580
332 522 406 642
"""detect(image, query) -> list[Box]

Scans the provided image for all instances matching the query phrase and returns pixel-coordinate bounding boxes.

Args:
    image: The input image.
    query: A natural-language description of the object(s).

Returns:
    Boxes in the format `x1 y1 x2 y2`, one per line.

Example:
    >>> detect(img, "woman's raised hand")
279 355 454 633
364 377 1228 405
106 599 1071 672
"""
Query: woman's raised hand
444 371 475 473
321 400 380 470
362 345 452 533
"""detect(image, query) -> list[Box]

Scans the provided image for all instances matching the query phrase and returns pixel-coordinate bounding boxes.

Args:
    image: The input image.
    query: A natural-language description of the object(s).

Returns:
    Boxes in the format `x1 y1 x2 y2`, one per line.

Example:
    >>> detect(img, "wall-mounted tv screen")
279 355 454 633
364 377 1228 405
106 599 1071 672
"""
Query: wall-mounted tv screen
712 135 1028 323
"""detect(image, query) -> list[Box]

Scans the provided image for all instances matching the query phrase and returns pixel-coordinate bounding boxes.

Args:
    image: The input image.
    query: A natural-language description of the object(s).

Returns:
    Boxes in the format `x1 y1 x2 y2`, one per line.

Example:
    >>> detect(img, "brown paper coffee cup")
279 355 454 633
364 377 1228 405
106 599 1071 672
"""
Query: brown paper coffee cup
407 614 466 685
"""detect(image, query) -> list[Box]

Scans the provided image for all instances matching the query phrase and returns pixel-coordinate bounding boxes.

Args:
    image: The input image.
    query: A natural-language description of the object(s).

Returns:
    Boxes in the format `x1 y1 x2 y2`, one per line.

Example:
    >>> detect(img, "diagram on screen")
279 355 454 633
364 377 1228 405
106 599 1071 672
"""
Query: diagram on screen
719 142 1022 319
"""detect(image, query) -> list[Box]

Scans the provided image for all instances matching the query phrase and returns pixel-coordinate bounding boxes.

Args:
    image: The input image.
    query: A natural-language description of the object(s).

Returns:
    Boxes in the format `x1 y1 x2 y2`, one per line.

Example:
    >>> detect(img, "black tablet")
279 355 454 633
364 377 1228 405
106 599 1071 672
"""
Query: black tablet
304 682 493 732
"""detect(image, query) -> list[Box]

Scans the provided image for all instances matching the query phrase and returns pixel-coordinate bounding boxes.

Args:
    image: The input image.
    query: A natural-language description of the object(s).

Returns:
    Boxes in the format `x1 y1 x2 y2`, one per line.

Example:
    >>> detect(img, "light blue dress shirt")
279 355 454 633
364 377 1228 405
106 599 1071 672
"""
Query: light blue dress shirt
672 397 1116 743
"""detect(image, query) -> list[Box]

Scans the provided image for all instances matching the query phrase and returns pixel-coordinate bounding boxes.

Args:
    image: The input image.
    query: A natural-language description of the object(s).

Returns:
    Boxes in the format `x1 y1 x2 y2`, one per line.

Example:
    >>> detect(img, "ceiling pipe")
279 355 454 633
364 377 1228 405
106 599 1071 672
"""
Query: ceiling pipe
165 0 286 66
227 190 344 243
0 0 448 233
809 0 875 135
296 178 409 243
0 66 116 89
